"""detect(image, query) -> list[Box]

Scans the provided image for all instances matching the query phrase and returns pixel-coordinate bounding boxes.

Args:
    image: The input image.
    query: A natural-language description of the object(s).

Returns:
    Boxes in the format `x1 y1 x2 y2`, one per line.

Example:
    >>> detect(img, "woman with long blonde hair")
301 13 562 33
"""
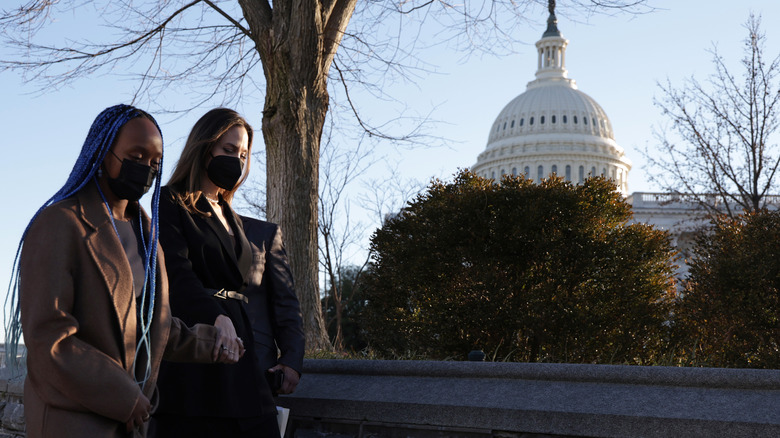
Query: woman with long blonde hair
151 108 279 437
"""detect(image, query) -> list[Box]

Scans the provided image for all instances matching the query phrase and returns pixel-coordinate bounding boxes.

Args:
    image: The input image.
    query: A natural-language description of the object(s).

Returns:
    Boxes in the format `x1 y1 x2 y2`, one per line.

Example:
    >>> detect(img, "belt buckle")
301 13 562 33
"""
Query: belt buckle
214 289 228 300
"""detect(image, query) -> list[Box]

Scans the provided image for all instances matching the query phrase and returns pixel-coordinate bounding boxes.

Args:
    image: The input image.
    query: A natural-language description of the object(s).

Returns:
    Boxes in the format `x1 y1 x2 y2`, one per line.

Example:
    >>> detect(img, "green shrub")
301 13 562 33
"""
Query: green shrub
362 170 677 363
674 210 780 368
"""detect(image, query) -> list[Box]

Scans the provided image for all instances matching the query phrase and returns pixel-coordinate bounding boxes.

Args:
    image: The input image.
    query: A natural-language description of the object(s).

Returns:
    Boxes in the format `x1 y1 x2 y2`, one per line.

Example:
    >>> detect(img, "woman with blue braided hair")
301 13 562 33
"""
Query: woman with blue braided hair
8 104 236 438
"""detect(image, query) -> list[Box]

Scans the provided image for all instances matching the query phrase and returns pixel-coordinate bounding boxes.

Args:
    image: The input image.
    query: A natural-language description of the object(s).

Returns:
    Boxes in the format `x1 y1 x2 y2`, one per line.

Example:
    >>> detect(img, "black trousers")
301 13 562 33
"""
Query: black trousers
149 413 281 438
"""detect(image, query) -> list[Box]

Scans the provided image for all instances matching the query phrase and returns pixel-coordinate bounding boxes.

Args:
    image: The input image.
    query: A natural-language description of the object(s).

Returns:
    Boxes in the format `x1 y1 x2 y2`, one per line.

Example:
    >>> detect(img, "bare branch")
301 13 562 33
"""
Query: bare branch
646 13 780 216
202 0 251 38
2 1 203 68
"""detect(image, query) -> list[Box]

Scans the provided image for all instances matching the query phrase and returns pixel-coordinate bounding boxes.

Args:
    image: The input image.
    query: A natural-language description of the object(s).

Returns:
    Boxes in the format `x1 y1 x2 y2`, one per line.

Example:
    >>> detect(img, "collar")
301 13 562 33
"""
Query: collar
78 180 151 233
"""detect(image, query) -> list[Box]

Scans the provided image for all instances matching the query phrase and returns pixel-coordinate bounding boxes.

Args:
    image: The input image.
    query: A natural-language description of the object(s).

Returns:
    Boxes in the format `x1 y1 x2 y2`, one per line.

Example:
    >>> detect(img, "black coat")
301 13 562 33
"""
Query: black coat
155 186 275 418
240 216 305 374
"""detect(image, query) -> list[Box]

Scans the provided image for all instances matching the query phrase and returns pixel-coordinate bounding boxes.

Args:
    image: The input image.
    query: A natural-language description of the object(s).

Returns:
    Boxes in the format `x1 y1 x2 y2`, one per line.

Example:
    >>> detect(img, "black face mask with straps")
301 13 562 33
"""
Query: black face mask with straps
207 154 243 190
106 150 157 201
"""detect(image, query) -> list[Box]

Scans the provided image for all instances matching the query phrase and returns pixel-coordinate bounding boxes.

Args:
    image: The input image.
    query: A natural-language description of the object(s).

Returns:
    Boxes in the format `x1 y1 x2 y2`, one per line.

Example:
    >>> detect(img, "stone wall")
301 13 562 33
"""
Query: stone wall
279 359 780 438
5 360 780 437
0 377 24 438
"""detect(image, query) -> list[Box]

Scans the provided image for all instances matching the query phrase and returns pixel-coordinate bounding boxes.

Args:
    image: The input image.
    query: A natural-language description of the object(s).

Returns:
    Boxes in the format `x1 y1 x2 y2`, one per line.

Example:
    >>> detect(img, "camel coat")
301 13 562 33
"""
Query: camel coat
20 183 218 438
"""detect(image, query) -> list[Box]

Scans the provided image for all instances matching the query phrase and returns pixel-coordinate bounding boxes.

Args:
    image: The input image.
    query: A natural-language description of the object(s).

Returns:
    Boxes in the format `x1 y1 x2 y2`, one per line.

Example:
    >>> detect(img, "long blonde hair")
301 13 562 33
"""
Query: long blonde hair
167 108 253 215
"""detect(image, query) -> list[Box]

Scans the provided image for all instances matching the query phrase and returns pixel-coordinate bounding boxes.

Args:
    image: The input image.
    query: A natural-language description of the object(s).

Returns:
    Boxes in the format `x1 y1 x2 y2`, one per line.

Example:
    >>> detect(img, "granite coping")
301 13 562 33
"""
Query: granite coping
301 359 780 390
281 360 780 437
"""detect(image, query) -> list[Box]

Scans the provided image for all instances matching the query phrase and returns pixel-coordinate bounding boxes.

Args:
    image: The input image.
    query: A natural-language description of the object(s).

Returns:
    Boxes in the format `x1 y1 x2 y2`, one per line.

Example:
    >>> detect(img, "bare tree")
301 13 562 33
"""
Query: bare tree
648 14 780 217
1 0 653 350
319 163 426 351
317 118 372 351
317 105 430 350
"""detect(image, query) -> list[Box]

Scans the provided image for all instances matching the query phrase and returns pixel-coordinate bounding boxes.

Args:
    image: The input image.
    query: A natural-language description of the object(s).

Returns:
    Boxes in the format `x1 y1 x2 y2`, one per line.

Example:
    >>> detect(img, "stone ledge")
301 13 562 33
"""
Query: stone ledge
300 359 780 390
279 360 780 438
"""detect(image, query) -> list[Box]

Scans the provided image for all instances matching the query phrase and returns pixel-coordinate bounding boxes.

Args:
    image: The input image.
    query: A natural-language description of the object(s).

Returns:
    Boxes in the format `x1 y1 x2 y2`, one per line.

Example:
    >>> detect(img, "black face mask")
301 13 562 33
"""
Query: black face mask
207 154 243 190
106 150 157 201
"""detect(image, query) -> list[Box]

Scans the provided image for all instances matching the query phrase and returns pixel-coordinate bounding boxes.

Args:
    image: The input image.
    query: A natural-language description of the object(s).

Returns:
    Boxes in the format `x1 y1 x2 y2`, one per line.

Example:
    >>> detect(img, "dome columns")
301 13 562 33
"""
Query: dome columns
477 159 630 196
537 37 568 75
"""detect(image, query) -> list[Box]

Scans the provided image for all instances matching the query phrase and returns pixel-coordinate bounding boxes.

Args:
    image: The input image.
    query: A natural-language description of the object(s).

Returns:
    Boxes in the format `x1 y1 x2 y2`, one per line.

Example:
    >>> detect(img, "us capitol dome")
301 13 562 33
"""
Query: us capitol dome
472 9 632 197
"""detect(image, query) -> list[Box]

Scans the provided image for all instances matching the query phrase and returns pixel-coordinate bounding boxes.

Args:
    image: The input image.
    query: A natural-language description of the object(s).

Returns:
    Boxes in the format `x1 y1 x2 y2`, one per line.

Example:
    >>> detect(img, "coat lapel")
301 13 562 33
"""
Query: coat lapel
198 196 252 283
225 204 252 283
198 196 239 262
79 182 137 371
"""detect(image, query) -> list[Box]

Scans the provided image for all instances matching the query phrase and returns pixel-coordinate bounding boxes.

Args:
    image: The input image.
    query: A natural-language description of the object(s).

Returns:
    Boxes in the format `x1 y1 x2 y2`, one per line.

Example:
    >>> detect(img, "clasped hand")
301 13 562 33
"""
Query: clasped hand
212 314 245 363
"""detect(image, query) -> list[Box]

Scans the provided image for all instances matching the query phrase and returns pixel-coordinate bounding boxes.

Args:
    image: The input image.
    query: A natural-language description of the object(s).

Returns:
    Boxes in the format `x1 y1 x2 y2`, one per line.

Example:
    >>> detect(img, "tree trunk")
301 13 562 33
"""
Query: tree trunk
334 294 344 350
262 85 331 351
240 0 358 352
242 2 328 352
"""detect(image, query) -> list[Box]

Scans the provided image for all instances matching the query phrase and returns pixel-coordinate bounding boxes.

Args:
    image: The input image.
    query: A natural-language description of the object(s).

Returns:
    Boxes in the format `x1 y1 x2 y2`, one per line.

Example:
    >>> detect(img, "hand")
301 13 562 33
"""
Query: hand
269 364 300 394
212 314 244 364
125 393 151 432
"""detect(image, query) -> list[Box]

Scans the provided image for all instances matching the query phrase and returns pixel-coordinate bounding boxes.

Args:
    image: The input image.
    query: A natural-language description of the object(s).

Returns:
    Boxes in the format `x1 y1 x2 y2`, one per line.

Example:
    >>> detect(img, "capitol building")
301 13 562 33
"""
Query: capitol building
471 8 704 272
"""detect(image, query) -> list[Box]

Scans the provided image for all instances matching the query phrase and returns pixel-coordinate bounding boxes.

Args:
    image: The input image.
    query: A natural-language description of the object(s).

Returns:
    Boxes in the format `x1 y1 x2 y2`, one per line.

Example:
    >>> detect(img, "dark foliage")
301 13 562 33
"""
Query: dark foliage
322 265 369 352
362 170 677 363
674 210 780 368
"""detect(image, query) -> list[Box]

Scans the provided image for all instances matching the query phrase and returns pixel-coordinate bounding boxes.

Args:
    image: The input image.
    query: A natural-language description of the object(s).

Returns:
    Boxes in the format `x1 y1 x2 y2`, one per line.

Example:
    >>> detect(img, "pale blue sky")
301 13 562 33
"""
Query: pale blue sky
2 0 780 308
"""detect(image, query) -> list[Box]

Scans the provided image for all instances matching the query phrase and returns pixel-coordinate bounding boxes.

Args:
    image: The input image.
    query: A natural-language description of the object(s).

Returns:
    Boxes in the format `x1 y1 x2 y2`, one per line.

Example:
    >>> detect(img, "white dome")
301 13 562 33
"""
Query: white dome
472 13 632 196
488 84 614 143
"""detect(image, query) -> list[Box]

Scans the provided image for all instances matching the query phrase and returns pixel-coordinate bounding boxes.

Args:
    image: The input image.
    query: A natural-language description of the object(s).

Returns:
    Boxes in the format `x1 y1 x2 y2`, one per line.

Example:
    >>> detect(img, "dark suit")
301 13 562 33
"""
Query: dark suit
154 186 276 424
241 216 305 375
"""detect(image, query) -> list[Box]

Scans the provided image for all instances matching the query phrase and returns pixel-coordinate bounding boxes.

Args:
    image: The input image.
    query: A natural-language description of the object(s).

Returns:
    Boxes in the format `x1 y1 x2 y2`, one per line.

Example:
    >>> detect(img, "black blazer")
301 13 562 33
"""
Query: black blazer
155 185 276 418
241 216 305 374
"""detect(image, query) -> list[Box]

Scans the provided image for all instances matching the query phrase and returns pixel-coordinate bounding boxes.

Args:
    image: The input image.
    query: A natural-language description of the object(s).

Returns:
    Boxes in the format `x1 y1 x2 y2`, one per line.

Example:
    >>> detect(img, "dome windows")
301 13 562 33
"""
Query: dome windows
583 117 588 125
565 165 571 181
537 165 543 181
503 122 507 130
530 117 535 125
551 165 558 175
563 115 567 123
511 120 515 128
520 118 524 126
573 115 578 124
552 115 556 124
578 166 584 184
541 116 545 124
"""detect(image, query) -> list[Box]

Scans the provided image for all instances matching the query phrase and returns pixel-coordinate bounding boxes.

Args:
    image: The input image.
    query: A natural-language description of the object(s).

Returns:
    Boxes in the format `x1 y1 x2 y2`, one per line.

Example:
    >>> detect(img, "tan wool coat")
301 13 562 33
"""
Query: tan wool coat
20 183 217 438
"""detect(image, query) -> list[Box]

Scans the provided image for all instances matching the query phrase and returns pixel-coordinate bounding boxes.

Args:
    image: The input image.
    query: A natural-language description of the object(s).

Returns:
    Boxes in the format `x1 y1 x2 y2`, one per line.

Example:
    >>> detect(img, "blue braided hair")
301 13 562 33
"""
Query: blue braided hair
4 104 164 385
